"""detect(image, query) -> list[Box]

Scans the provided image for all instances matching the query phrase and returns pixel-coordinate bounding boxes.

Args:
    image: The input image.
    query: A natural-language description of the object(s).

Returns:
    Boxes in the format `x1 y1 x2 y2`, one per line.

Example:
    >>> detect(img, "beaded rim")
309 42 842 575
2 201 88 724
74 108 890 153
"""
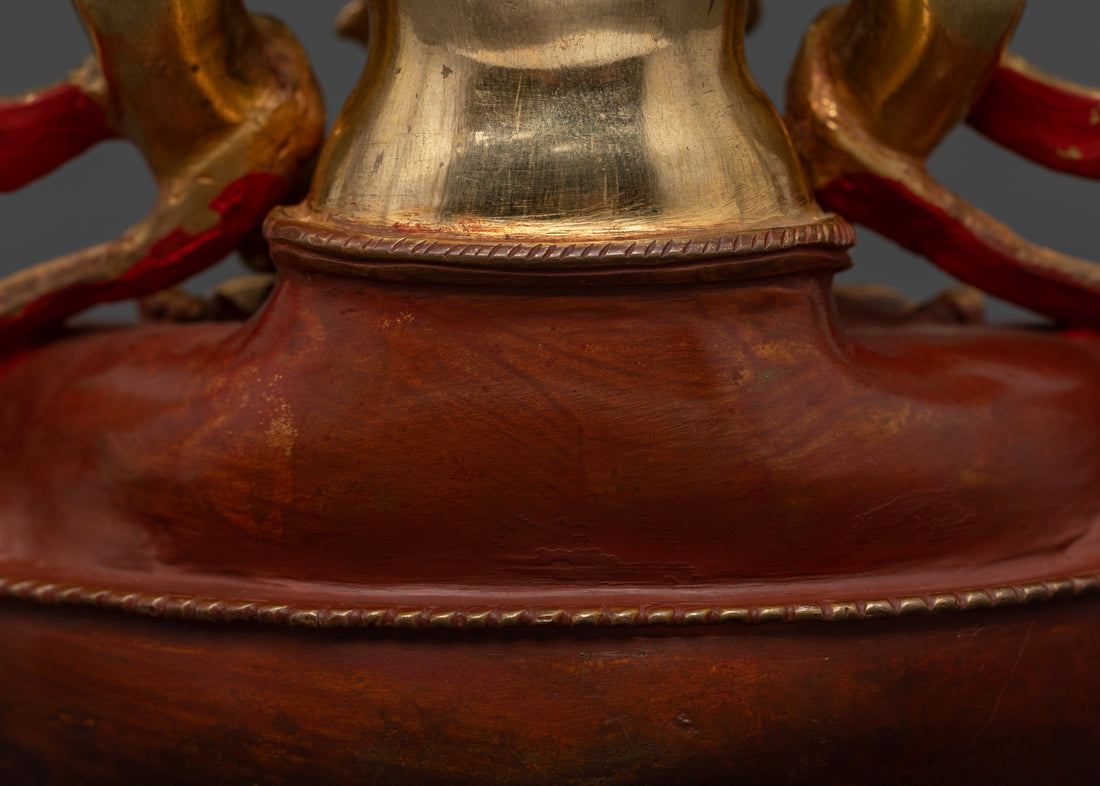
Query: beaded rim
264 212 856 286
266 213 856 268
0 574 1096 630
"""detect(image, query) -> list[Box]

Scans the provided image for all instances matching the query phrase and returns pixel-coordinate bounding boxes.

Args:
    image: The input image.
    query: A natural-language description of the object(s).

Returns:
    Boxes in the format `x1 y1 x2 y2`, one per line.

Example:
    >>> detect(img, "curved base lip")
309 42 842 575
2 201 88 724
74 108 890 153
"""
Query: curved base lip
2 555 1099 630
265 211 855 286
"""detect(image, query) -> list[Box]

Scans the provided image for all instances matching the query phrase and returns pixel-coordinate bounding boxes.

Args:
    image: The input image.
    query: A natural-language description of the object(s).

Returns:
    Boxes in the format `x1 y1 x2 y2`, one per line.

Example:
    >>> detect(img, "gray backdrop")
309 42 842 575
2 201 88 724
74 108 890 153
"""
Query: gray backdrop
1 2 1096 322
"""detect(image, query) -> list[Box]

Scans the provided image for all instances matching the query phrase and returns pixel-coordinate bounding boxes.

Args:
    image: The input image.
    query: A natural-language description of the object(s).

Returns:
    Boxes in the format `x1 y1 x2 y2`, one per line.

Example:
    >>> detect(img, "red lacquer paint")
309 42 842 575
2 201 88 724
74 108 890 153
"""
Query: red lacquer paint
818 173 1100 330
0 83 117 192
0 172 286 344
969 63 1100 179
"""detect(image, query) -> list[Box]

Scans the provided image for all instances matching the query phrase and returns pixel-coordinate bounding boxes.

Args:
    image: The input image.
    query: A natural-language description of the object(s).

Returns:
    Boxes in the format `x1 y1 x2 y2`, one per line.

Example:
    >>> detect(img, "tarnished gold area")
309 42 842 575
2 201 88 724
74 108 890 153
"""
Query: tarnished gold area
0 0 324 335
75 0 281 178
825 0 1025 158
291 0 833 250
785 0 1100 324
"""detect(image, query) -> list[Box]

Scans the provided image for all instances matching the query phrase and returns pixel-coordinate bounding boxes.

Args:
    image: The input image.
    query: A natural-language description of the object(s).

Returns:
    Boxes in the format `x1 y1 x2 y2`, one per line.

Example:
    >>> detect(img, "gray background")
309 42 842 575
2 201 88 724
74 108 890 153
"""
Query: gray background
1 2 1096 323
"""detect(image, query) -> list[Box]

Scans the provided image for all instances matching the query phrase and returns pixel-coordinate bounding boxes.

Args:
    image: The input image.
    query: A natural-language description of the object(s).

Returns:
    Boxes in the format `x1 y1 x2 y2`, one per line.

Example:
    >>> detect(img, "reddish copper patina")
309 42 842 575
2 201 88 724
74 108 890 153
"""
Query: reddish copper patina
2 0 1100 782
2 236 1100 780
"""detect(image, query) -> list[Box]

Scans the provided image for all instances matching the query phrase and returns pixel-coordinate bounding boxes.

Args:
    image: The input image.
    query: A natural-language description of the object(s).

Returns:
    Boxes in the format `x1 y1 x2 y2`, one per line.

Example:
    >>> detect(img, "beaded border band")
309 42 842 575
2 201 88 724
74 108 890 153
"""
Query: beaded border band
265 213 856 286
267 213 856 267
0 574 1096 630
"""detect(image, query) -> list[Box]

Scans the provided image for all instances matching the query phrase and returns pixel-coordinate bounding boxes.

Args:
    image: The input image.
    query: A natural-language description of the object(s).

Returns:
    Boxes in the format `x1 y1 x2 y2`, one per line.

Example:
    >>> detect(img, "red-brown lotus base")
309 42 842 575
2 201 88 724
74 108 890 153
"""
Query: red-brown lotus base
1 597 1099 784
2 240 1100 782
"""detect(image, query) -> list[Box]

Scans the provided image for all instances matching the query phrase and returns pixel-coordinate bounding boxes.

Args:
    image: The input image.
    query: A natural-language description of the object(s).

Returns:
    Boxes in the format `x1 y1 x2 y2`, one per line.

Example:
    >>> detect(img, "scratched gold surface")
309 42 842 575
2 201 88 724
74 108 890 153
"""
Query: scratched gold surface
308 0 828 242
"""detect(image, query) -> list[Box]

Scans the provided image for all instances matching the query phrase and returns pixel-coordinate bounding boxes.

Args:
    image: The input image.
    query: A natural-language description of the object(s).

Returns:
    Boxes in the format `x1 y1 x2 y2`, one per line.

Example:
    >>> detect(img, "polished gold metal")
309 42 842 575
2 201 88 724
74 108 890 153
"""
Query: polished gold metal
289 0 834 252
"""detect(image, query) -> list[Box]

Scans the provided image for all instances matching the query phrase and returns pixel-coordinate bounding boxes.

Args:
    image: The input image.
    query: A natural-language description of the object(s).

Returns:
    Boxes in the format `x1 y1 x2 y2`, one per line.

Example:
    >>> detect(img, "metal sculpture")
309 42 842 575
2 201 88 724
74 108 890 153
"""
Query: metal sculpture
0 1 1098 783
0 0 323 342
